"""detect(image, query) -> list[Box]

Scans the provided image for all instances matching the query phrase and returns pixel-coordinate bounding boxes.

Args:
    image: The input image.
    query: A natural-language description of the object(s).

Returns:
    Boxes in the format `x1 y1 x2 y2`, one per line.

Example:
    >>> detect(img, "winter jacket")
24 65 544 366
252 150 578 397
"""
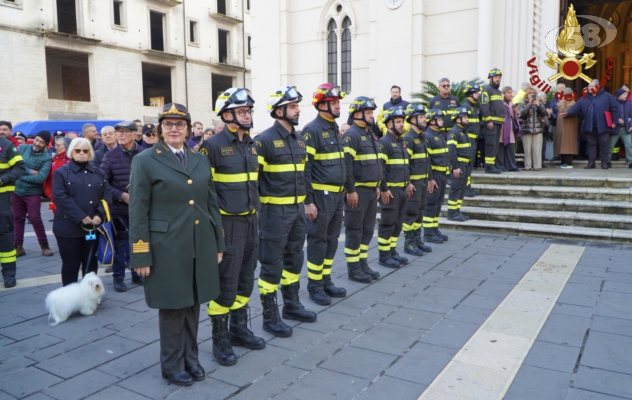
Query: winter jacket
15 144 52 197
99 142 144 215
92 145 116 169
616 98 632 133
519 99 548 134
52 160 112 238
44 152 70 208
566 88 620 134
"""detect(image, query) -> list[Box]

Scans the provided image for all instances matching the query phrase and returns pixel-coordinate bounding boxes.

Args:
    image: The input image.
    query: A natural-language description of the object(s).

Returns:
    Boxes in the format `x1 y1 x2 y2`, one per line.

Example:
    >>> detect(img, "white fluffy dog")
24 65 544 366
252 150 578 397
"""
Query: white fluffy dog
45 272 105 326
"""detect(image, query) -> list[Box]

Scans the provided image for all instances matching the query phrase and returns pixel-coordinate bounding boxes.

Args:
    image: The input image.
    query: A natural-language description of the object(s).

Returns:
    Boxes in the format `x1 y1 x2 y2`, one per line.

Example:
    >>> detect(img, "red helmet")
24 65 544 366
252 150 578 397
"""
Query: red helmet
312 83 345 106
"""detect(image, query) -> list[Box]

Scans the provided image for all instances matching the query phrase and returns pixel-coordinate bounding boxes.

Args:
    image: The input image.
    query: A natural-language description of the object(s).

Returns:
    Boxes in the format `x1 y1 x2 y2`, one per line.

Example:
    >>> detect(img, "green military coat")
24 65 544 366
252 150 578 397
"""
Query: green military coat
129 141 226 310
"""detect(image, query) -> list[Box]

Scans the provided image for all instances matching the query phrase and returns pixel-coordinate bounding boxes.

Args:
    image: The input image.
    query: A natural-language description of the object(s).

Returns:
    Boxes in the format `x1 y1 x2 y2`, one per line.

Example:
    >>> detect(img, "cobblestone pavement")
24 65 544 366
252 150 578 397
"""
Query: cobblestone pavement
0 205 630 400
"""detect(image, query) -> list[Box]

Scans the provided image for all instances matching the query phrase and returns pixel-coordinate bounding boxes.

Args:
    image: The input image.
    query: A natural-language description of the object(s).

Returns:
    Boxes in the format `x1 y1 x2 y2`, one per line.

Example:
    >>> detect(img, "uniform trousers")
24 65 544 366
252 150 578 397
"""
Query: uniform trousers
587 130 611 164
258 203 305 294
378 187 407 252
447 163 471 213
306 191 343 292
207 214 258 315
344 187 377 268
0 194 16 279
423 171 448 232
483 124 502 166
403 180 427 232
467 137 478 188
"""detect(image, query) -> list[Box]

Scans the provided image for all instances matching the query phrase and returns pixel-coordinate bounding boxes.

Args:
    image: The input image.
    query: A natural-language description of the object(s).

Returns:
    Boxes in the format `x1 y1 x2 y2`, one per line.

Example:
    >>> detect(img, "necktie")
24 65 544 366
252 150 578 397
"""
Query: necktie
175 151 185 167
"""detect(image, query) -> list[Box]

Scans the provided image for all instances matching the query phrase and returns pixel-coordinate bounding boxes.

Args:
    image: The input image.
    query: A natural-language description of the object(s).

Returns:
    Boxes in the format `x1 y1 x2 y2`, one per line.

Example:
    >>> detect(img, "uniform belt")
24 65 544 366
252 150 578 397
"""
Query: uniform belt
311 183 344 192
387 182 406 187
260 195 306 205
355 182 379 188
410 174 428 180
431 165 449 171
220 209 257 216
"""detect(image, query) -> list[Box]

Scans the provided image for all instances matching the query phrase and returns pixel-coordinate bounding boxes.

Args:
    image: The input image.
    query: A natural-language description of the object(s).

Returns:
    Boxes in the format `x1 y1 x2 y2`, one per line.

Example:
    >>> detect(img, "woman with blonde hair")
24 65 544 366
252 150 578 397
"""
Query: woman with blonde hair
519 87 548 170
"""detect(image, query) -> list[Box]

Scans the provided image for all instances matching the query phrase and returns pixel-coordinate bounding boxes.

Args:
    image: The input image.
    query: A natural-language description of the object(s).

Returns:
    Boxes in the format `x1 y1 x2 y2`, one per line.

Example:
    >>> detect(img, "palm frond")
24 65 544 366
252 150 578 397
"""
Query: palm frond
411 77 486 107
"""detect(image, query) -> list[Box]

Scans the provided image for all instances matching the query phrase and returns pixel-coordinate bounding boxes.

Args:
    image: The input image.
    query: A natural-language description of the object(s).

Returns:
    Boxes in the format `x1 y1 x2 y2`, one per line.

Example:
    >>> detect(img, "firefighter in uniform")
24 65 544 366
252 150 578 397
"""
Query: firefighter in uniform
0 137 25 288
447 107 472 222
200 88 265 366
378 107 414 268
402 104 432 256
422 109 450 244
429 79 461 133
342 97 382 282
461 83 482 197
480 68 505 174
256 86 316 338
303 84 347 306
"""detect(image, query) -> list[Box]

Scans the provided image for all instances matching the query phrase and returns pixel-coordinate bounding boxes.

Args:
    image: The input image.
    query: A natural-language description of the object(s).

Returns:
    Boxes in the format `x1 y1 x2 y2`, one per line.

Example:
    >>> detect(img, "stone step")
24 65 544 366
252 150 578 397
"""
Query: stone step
438 217 632 245
457 195 632 216
471 183 632 201
440 205 632 230
469 174 632 189
543 159 629 168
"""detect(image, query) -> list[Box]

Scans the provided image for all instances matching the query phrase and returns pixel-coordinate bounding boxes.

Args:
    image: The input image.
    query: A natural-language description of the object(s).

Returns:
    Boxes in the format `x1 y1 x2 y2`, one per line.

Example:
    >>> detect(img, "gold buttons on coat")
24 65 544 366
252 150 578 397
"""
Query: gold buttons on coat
187 179 193 184
189 200 195 205
195 220 200 225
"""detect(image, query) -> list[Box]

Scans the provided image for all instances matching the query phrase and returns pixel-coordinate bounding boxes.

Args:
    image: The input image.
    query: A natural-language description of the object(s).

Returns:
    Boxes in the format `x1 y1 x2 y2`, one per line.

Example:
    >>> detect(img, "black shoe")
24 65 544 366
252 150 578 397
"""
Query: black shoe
132 275 143 285
162 371 194 386
323 279 347 298
3 276 16 288
185 365 205 381
359 259 379 280
447 213 467 222
113 278 127 292
348 264 373 283
459 212 470 221
229 306 266 350
485 165 502 174
281 282 317 323
378 250 400 269
424 227 444 244
309 288 331 306
391 253 409 264
261 292 293 338
608 162 612 168
404 232 423 256
414 229 432 253
464 188 478 198
436 229 449 241
210 314 237 366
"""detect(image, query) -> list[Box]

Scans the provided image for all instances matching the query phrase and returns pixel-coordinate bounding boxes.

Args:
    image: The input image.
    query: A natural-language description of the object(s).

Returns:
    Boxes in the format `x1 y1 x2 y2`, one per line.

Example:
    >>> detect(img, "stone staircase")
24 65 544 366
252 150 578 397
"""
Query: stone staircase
439 170 632 244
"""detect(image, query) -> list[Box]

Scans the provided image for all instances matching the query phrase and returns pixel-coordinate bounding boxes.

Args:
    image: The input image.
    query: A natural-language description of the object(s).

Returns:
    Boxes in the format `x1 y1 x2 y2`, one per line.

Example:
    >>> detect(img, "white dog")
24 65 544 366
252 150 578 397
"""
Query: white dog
45 272 105 326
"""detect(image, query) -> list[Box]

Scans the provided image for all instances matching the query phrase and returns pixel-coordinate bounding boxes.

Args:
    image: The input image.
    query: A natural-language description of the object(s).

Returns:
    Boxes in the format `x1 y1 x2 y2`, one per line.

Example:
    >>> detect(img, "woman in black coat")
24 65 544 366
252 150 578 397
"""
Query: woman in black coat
53 138 112 286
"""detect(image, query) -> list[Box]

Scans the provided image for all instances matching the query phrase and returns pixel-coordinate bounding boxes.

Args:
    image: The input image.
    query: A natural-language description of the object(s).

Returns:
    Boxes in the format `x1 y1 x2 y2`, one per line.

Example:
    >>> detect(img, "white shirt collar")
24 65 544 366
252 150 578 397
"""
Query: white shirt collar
167 143 185 154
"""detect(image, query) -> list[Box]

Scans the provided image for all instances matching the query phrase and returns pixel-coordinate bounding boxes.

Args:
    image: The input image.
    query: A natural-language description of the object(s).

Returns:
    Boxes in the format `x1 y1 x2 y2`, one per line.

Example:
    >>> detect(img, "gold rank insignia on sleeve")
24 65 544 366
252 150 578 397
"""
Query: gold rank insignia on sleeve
132 240 150 254
273 140 285 148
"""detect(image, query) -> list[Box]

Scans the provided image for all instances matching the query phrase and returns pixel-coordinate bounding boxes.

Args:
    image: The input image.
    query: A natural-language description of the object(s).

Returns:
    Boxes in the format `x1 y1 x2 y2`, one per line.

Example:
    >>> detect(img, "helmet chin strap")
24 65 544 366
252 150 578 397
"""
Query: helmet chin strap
226 109 253 131
410 116 425 131
388 121 403 136
282 105 300 126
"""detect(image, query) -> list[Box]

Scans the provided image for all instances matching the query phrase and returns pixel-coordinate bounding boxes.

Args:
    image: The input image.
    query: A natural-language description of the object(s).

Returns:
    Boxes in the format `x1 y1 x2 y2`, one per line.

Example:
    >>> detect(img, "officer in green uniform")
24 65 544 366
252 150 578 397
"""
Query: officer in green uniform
461 83 482 197
256 86 316 339
480 68 505 174
199 88 265 366
446 107 472 222
377 107 414 268
402 104 432 256
429 78 461 133
423 109 450 244
0 136 25 288
303 84 347 306
342 97 382 282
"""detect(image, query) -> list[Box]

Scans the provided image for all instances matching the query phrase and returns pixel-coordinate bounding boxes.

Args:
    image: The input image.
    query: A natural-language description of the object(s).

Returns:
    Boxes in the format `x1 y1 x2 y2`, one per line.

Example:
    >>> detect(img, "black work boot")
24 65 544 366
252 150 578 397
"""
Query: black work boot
391 248 409 265
436 228 449 241
447 209 467 222
360 259 380 279
414 229 432 253
458 211 470 221
308 283 331 306
229 306 266 350
260 292 293 338
464 186 478 197
211 314 237 366
3 274 16 288
404 231 424 256
281 282 317 323
113 278 127 292
323 274 347 298
424 228 444 244
379 250 400 269
348 263 373 283
485 165 503 174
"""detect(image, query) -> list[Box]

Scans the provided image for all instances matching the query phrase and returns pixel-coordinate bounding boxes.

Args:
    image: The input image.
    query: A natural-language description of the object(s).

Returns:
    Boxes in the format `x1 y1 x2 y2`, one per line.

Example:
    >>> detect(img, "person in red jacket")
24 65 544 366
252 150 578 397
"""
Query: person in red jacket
0 121 19 147
44 137 72 213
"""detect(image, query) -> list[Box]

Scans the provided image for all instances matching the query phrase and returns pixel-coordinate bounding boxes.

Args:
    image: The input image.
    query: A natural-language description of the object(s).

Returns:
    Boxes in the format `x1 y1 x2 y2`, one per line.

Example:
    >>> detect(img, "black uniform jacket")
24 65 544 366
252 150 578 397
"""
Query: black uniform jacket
425 126 450 181
302 114 346 204
481 84 506 125
462 97 482 140
379 132 409 192
403 127 430 182
199 126 260 215
0 137 25 194
447 124 472 166
255 121 307 205
429 94 461 131
342 122 382 193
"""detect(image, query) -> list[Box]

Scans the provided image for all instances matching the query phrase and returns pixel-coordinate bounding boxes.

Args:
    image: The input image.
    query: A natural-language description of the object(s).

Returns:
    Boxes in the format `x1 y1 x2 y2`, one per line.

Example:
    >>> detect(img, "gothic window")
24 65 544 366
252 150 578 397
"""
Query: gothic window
341 17 352 93
327 19 337 86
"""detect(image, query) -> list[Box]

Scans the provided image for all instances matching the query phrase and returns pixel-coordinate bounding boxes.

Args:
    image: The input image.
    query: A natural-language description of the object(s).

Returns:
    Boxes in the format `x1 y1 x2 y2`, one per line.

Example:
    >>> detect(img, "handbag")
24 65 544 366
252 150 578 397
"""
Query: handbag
96 199 115 266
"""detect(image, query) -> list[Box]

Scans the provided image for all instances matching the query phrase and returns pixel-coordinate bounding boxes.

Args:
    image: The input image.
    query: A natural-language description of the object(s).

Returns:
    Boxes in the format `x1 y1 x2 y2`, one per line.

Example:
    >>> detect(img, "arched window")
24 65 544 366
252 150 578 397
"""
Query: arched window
327 19 338 86
341 17 352 93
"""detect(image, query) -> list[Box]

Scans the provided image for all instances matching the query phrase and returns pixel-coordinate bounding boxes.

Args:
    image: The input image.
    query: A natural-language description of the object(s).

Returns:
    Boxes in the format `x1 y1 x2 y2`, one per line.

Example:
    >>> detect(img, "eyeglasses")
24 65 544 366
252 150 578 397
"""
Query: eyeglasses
162 121 188 130
144 133 156 137
440 85 450 88
235 109 254 117
73 149 90 154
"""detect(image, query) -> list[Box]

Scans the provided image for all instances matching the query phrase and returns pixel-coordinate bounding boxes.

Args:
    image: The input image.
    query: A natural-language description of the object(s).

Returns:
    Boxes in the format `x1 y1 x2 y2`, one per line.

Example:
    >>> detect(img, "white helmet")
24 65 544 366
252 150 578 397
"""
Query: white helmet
267 86 302 115
215 88 255 130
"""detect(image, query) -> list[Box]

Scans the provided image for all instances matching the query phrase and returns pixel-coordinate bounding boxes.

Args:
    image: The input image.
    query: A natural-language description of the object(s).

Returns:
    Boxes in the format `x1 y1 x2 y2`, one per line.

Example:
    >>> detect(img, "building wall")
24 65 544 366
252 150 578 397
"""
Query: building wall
0 0 251 127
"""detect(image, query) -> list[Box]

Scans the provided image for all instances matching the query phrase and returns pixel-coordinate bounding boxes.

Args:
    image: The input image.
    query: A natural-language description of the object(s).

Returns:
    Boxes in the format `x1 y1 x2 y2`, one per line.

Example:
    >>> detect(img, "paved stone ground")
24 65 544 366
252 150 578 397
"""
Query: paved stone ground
0 205 631 399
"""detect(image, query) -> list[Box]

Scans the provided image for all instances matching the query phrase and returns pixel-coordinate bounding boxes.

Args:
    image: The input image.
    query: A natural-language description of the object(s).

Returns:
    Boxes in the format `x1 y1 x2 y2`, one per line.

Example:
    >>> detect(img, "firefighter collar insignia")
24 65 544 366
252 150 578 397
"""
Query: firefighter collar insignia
273 140 285 148
298 141 305 148
322 132 330 138
221 147 234 156
132 240 150 254
251 147 257 155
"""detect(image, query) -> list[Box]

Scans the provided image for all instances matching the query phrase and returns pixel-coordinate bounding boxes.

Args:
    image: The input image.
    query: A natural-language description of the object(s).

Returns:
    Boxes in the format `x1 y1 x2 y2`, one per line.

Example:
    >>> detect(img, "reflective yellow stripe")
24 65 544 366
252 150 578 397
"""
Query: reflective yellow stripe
422 216 438 228
263 163 305 172
260 195 306 205
213 172 258 183
346 255 360 262
469 118 479 122
410 153 427 159
482 116 505 122
431 165 449 171
305 146 316 155
457 157 470 163
410 174 428 180
8 155 23 167
468 133 478 139
258 278 278 294
359 252 368 259
447 140 457 145
387 182 406 187
344 147 357 157
407 148 413 156
0 186 15 193
207 301 230 315
456 143 471 148
0 250 16 257
324 258 334 266
314 152 344 160
386 159 408 165
355 182 378 187
258 155 268 165
485 157 496 164
220 209 256 216
307 261 324 271
360 244 369 251
390 236 398 248
230 295 249 310
307 261 323 281
345 247 361 255
312 183 343 192
427 148 448 154
355 154 378 161
380 153 388 161
322 268 331 276
281 270 300 285
490 95 503 101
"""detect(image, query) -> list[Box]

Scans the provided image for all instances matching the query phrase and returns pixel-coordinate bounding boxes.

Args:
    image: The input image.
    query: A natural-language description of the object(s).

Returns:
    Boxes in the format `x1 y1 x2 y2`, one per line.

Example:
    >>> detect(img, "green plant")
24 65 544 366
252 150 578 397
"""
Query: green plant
411 78 486 106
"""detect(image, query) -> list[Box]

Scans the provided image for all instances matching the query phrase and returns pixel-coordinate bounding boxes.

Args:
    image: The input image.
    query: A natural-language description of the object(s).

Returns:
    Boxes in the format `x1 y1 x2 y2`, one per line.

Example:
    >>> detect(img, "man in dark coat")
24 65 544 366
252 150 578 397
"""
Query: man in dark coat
560 80 620 169
100 121 144 291
376 85 410 137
